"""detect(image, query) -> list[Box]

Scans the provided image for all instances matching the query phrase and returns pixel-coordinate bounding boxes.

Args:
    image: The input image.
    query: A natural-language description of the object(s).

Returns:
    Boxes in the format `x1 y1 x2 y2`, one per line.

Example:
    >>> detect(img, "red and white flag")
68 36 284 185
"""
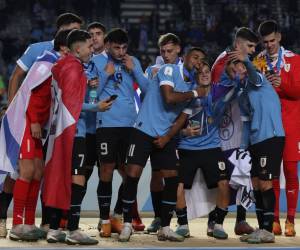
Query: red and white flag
42 54 87 210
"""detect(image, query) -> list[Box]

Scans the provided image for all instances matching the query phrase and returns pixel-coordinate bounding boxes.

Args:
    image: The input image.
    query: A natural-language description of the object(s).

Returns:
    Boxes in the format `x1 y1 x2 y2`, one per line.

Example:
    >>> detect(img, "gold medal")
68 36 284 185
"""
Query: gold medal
207 117 213 124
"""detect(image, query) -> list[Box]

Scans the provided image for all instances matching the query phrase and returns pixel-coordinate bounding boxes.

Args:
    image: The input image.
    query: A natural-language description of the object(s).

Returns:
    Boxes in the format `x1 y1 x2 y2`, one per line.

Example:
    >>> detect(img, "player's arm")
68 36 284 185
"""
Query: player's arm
123 55 150 93
153 112 188 149
276 58 300 100
82 99 112 112
7 65 26 104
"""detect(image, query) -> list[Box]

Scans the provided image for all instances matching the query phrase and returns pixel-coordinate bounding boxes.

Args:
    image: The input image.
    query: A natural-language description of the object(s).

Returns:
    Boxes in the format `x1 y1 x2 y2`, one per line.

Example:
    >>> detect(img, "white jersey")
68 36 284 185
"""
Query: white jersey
219 99 242 151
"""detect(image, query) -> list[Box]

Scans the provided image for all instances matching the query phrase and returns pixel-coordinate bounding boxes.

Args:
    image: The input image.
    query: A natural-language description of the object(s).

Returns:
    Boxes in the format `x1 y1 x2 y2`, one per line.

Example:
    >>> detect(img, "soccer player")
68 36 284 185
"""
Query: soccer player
257 20 300 237
143 33 183 234
43 29 98 245
8 13 83 103
226 49 285 243
118 47 205 242
91 28 149 238
0 12 83 237
211 27 258 235
6 29 71 241
154 61 239 240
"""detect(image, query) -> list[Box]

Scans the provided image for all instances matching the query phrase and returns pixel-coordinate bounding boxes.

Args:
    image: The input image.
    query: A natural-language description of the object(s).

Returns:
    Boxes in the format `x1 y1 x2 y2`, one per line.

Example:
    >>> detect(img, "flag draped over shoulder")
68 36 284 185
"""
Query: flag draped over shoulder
0 51 58 177
42 54 87 210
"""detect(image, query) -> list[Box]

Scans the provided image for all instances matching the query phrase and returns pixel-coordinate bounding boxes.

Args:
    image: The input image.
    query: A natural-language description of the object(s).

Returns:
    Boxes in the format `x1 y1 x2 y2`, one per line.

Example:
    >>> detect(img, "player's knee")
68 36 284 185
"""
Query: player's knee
259 179 272 192
217 179 229 191
126 164 143 178
161 169 177 178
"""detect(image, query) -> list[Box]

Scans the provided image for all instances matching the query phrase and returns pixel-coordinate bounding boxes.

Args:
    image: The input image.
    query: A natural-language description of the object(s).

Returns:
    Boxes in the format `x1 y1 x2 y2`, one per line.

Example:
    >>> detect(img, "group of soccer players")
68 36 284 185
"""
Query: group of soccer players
0 11 299 246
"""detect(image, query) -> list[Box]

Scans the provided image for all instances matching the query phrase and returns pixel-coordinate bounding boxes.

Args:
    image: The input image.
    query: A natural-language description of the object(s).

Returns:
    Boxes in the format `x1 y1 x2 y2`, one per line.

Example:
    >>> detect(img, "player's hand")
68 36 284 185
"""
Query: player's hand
182 126 201 137
105 62 115 76
31 123 42 139
151 67 159 77
98 99 113 112
123 54 134 71
88 77 99 88
153 135 170 149
266 73 281 87
227 50 248 62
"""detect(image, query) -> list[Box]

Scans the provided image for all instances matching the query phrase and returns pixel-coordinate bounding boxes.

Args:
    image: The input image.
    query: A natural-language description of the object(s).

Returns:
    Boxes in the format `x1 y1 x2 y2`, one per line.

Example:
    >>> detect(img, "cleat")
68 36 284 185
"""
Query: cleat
272 221 282 235
285 220 296 237
175 224 190 238
46 229 66 243
234 221 254 235
157 227 185 242
30 225 47 239
146 217 161 234
111 215 123 234
212 224 228 240
207 221 215 237
247 229 275 244
119 223 133 242
0 219 7 238
9 224 39 242
100 223 111 238
132 217 145 231
65 229 98 245
240 228 260 242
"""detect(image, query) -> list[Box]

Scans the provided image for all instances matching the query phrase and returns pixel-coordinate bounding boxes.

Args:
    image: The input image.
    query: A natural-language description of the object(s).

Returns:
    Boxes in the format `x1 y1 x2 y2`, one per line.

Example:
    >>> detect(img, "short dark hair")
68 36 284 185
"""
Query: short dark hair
67 29 91 49
54 29 72 51
56 13 83 29
186 47 207 57
235 27 259 43
258 20 280 37
105 28 128 44
87 22 106 33
158 33 181 47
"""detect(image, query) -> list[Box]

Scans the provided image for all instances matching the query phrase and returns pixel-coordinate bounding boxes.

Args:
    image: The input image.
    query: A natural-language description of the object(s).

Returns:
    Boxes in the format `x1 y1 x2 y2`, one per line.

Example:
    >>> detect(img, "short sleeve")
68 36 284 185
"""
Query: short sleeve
157 65 175 87
17 44 40 71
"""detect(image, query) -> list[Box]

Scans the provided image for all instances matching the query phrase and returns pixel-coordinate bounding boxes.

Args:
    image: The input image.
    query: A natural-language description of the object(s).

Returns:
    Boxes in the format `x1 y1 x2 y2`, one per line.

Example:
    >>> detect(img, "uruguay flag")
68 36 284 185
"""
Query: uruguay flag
0 51 58 176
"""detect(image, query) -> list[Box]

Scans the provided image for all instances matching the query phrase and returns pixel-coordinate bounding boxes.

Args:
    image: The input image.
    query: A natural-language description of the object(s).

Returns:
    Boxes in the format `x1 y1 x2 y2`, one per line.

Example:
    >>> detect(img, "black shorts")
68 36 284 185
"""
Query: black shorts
85 133 100 167
127 128 178 170
72 137 86 175
178 147 229 189
96 127 132 165
249 136 285 180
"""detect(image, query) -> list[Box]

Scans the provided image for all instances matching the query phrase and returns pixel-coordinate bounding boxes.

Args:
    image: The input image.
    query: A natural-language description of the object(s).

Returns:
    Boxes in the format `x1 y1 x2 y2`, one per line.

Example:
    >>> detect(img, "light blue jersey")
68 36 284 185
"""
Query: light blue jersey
92 54 150 128
17 40 54 72
134 63 195 137
224 59 285 147
178 82 237 150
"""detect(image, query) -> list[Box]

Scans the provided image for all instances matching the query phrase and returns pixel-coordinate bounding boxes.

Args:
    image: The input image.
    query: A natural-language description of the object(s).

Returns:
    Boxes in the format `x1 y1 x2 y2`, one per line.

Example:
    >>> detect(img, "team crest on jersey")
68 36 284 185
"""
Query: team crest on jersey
260 157 267 168
218 161 226 171
284 63 290 72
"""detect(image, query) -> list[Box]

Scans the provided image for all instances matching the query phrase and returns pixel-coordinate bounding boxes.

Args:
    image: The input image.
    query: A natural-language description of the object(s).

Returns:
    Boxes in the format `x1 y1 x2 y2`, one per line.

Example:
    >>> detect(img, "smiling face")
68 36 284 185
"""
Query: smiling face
261 32 281 56
196 64 211 86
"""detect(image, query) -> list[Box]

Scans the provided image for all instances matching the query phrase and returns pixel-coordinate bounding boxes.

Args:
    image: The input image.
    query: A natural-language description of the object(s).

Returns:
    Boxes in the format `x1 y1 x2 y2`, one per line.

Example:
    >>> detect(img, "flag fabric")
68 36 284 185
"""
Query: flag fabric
0 51 58 182
42 54 87 210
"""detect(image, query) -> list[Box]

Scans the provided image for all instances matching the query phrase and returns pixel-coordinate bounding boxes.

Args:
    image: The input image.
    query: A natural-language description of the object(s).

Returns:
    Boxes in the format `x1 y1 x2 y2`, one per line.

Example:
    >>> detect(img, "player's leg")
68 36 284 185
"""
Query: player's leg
0 175 14 238
283 160 299 236
65 137 98 245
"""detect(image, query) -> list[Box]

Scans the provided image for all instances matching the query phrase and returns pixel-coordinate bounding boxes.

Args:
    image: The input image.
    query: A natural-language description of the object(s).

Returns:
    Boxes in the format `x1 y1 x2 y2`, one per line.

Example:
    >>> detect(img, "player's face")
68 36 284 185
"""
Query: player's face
226 61 247 80
59 22 81 31
76 38 93 63
160 42 180 64
236 40 256 56
88 28 105 54
108 42 128 61
184 50 206 71
262 32 281 56
197 64 211 86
